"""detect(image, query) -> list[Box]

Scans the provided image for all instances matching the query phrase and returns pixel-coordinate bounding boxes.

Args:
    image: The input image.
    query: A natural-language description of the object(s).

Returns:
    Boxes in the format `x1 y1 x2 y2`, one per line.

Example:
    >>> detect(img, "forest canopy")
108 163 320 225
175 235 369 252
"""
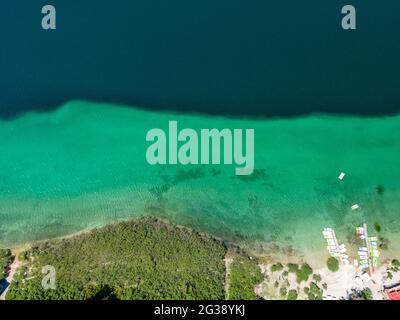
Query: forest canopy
7 218 228 300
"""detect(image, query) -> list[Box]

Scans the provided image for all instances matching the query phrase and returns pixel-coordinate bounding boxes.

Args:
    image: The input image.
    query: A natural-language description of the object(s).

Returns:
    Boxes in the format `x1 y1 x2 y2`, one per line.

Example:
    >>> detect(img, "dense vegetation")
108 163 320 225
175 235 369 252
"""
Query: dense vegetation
287 290 298 300
227 253 263 300
6 218 227 300
1 248 12 281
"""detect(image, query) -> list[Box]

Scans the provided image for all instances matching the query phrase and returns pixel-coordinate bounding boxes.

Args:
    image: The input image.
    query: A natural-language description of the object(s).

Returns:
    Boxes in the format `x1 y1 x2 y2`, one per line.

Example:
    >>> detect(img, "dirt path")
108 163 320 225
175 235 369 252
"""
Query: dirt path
224 255 233 300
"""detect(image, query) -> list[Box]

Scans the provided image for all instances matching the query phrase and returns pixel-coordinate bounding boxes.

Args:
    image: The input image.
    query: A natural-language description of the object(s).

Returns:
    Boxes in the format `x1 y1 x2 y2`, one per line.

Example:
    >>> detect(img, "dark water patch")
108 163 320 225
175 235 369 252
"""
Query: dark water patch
235 169 268 182
149 184 173 200
173 167 206 184
210 169 221 177
1 1 400 119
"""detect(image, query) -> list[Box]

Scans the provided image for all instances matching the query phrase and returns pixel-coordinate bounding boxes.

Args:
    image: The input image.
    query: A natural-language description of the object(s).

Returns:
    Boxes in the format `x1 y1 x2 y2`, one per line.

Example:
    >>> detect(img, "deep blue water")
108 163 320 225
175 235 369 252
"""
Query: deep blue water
0 0 399 118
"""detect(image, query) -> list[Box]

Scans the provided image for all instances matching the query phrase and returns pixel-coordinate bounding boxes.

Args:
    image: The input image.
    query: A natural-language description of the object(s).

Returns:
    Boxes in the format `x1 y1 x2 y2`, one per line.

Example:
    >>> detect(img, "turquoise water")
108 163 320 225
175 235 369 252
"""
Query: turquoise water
1 101 399 262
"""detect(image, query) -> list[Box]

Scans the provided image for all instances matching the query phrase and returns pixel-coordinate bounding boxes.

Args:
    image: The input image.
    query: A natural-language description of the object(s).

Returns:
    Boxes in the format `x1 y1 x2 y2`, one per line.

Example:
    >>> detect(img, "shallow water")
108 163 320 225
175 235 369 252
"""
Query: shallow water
0 101 399 263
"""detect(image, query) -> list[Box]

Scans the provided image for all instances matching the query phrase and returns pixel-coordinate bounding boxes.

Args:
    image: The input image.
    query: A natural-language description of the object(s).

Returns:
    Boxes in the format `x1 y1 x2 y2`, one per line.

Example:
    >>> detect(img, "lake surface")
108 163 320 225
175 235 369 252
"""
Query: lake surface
1 1 399 263
1 101 399 264
1 0 400 118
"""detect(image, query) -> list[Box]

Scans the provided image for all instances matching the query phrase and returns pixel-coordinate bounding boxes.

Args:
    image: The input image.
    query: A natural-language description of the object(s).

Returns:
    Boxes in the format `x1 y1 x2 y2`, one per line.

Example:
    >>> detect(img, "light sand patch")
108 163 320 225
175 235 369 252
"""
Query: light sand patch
256 260 400 300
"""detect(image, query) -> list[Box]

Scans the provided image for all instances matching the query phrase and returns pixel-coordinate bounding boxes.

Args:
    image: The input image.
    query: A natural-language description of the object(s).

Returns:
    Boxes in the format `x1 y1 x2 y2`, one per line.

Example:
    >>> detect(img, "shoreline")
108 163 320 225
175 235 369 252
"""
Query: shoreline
2 216 399 300
3 214 398 271
3 212 398 271
2 214 326 269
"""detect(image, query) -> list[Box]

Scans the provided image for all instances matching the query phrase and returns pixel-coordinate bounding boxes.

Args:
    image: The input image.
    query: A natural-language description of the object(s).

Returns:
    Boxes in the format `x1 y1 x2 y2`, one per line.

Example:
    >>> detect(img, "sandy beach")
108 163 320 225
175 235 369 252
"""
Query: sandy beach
256 258 400 300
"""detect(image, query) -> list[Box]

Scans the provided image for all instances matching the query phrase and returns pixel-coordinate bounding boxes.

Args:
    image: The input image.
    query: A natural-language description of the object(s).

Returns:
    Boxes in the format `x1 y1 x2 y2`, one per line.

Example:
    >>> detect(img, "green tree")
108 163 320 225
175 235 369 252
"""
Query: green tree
296 263 313 283
327 257 339 272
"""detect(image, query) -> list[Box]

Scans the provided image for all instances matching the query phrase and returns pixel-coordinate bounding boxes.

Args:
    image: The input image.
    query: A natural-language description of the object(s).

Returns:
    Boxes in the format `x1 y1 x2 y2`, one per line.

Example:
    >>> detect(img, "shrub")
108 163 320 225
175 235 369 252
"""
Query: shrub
280 287 287 297
271 263 284 272
360 288 373 300
392 259 400 268
313 274 322 282
287 290 298 300
287 263 299 273
296 263 313 283
1 249 12 281
18 251 29 262
349 288 373 300
327 257 339 272
307 282 323 300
